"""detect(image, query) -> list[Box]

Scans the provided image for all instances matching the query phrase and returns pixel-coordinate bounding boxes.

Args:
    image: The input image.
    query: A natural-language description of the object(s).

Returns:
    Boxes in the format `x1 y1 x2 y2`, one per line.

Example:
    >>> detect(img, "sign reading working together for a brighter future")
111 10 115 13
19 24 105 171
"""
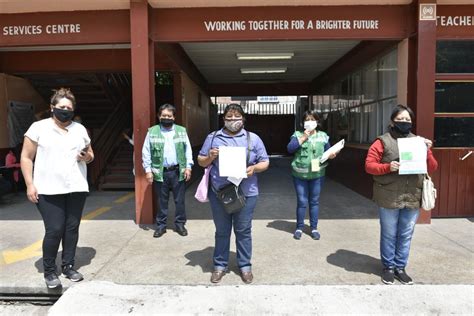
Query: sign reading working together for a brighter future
203 19 380 32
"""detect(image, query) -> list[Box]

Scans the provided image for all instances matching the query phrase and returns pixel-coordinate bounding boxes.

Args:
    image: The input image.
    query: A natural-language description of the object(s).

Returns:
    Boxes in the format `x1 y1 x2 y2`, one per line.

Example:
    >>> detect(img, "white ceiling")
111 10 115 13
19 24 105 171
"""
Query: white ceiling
180 40 360 84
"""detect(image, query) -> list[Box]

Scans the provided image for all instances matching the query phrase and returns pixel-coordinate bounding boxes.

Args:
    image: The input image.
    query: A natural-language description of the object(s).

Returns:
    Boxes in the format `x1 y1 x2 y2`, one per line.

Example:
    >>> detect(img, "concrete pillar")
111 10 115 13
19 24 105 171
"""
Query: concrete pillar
415 1 437 224
130 0 155 224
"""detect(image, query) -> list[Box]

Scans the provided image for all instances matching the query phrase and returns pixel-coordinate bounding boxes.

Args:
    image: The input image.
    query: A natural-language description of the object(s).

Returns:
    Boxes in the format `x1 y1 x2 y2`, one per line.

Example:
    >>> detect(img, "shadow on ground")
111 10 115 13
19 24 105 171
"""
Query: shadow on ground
34 246 97 273
326 249 380 277
184 246 240 275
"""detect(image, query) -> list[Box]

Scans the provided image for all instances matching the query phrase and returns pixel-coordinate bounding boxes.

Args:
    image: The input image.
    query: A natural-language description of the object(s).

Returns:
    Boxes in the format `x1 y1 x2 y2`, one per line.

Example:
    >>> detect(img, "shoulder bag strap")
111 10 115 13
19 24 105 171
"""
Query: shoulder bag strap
247 131 251 165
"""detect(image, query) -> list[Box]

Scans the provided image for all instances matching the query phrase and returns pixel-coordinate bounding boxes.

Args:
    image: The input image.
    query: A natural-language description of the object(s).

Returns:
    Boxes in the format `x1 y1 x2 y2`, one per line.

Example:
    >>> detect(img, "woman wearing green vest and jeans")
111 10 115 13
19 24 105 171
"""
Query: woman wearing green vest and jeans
287 111 337 240
365 105 438 285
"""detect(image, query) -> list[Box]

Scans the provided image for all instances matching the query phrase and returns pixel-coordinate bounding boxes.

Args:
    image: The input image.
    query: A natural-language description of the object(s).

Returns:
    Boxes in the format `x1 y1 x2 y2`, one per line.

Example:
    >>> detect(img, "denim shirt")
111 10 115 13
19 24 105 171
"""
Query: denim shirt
199 128 269 197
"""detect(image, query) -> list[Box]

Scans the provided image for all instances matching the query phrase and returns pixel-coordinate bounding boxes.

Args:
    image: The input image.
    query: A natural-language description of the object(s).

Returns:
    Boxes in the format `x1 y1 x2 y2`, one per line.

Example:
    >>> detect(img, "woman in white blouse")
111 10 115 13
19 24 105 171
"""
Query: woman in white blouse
21 88 94 289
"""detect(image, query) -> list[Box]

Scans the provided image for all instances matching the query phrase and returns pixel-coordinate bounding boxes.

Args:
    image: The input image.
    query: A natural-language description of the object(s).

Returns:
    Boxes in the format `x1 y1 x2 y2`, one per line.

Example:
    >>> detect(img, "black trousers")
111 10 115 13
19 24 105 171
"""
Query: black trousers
154 169 186 230
36 192 87 275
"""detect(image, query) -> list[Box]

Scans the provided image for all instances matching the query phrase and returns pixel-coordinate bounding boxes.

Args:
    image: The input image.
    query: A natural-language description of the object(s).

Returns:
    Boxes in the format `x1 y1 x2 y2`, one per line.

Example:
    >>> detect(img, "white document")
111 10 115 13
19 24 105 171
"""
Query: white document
397 137 427 175
227 176 243 186
320 139 345 163
218 146 247 178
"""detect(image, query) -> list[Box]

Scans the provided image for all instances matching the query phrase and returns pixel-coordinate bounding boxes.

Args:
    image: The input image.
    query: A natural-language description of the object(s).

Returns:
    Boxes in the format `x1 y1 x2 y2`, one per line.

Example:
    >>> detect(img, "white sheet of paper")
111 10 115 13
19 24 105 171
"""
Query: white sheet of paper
218 146 247 178
397 137 427 175
227 176 243 186
320 139 345 163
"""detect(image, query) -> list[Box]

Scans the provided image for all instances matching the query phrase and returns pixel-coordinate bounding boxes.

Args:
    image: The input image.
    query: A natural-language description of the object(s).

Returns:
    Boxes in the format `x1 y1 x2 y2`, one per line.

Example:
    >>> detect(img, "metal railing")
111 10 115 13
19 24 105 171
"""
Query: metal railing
89 97 130 185
217 103 296 115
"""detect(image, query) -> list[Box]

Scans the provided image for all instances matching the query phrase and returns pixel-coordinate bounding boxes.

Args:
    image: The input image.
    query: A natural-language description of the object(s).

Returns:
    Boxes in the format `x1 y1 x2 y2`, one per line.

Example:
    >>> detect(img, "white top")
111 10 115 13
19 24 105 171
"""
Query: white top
24 118 91 194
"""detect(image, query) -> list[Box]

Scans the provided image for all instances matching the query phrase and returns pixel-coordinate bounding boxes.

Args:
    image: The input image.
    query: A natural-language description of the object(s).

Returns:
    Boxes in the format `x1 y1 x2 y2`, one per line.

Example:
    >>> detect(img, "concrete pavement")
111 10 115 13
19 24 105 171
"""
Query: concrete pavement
0 157 473 314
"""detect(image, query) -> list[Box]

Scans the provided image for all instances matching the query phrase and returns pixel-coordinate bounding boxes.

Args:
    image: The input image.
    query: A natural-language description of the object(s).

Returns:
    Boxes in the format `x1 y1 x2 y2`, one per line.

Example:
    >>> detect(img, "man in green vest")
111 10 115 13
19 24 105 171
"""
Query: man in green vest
142 104 193 238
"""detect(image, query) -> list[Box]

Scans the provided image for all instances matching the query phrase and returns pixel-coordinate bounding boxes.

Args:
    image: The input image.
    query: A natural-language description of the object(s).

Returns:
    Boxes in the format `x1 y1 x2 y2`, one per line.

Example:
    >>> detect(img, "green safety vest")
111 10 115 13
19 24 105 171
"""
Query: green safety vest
149 124 188 182
291 130 329 180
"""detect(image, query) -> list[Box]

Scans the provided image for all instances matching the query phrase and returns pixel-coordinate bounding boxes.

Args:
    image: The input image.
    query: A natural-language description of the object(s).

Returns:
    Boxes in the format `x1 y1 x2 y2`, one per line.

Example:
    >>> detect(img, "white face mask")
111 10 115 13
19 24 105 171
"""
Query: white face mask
304 121 317 131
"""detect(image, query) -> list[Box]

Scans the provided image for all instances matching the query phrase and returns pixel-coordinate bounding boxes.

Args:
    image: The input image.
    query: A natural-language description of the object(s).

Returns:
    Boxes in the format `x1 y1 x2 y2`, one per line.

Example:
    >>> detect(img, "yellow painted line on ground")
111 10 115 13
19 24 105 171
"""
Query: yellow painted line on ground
2 239 43 265
114 192 135 204
82 206 112 221
2 203 116 265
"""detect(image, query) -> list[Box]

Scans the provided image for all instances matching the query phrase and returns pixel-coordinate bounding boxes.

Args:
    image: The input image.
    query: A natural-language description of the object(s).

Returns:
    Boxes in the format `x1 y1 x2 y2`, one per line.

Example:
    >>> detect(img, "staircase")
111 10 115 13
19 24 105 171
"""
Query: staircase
99 140 135 190
18 72 133 189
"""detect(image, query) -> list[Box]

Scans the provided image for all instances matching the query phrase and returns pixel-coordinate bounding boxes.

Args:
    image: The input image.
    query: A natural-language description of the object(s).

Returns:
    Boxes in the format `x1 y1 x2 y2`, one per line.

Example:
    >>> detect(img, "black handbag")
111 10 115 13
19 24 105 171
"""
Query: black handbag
210 131 251 214
214 183 246 214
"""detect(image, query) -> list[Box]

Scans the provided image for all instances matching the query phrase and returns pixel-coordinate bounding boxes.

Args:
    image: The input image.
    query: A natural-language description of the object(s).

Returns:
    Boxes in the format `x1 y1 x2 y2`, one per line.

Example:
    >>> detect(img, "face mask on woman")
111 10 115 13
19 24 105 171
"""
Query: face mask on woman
53 107 74 123
304 121 317 131
393 121 412 135
224 119 243 132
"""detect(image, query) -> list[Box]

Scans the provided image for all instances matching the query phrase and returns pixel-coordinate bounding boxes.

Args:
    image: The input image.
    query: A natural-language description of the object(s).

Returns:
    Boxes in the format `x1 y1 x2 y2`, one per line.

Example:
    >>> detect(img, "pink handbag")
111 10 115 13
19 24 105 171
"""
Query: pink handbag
194 165 212 202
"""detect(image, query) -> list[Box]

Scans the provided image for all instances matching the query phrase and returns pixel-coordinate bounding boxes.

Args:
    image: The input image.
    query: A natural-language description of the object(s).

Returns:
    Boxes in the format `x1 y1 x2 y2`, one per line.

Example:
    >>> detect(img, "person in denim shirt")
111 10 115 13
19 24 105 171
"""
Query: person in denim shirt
198 104 269 284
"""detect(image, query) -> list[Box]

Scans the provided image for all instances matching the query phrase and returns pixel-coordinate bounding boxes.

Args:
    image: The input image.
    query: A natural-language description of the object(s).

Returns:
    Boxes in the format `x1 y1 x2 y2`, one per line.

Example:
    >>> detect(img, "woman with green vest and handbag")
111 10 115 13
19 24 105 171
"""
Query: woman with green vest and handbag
287 110 337 241
365 104 438 285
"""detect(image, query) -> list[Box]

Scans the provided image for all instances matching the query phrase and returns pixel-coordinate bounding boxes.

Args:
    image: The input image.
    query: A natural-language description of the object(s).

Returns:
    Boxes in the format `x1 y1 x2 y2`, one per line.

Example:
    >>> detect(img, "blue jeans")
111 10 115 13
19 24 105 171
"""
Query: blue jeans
293 176 324 230
379 207 419 269
153 169 186 229
208 189 257 272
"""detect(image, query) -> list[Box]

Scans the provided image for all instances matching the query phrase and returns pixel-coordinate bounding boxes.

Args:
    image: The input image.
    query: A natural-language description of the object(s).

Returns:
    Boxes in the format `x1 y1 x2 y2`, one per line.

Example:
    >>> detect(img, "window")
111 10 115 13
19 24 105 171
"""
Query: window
314 48 398 144
434 117 474 147
435 82 474 113
361 61 378 104
436 41 474 73
378 50 398 99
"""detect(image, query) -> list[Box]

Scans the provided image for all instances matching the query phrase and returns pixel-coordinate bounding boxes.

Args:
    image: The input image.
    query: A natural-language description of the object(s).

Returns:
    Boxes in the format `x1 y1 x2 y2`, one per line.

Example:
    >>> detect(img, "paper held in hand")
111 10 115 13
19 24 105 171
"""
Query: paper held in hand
397 137 427 175
218 146 247 179
320 139 345 164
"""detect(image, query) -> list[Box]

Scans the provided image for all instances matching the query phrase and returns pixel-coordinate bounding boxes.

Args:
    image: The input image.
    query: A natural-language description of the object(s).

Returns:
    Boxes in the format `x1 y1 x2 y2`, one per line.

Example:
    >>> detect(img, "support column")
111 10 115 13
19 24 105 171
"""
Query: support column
415 1 437 224
130 0 155 224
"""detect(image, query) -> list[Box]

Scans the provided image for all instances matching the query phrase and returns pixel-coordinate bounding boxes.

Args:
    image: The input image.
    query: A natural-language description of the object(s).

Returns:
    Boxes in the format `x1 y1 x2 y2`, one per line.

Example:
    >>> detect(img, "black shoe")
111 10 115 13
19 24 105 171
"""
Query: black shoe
395 268 414 285
381 268 395 285
44 273 62 289
62 265 83 282
175 226 188 236
153 228 166 238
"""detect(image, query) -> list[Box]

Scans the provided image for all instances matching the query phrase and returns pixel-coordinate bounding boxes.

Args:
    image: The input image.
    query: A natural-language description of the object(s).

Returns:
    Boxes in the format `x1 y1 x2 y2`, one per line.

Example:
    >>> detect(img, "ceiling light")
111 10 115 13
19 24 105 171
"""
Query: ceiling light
241 67 287 74
237 53 294 60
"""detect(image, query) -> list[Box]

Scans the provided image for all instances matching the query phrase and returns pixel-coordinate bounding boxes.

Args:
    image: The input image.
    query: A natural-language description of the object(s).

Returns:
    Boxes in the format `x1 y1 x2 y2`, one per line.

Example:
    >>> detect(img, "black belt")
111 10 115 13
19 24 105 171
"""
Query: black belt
163 165 179 171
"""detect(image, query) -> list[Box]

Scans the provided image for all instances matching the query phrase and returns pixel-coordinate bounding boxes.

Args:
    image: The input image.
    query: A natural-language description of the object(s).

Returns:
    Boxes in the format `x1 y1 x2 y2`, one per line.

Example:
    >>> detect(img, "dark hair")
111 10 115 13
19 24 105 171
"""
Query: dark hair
223 103 245 118
158 103 176 116
390 104 414 122
50 88 76 108
302 110 320 124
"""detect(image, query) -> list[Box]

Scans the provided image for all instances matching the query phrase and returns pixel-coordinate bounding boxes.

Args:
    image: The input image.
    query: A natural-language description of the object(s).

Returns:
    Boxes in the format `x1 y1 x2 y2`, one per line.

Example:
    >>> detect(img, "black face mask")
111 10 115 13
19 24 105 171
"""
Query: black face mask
52 108 74 123
393 121 412 135
160 118 174 127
